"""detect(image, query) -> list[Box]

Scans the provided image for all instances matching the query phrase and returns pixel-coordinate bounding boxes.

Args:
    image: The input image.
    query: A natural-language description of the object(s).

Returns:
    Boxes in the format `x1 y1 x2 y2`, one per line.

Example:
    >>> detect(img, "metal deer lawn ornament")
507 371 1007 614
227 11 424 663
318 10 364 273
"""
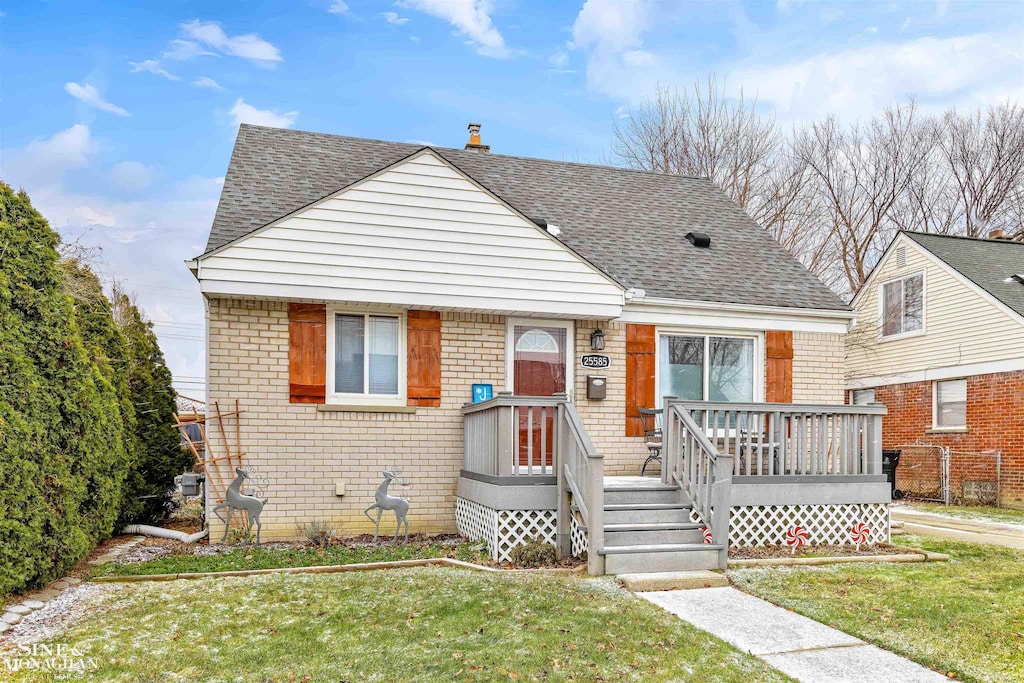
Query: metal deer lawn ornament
213 468 267 545
364 470 410 544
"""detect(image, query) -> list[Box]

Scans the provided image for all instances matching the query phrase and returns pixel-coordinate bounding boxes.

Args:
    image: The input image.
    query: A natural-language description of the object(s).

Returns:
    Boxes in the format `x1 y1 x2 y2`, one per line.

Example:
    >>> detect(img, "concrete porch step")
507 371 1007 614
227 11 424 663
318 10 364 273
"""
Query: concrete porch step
599 543 723 573
617 570 729 592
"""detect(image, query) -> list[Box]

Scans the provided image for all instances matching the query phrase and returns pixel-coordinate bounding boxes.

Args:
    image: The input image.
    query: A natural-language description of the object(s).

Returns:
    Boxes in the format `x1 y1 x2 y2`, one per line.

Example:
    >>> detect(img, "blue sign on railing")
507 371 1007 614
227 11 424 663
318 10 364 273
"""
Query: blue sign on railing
472 383 494 403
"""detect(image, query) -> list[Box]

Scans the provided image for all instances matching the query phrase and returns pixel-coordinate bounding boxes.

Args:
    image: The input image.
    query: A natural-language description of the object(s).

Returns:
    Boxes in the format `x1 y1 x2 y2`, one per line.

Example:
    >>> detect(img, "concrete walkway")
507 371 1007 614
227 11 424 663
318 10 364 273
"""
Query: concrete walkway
639 587 948 683
893 509 1024 549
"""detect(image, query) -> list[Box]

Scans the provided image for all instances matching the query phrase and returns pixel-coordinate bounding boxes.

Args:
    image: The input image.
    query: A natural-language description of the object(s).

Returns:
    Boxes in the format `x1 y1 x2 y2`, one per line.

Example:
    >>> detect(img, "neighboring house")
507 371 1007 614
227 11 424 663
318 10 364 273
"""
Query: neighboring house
846 231 1024 508
189 123 891 574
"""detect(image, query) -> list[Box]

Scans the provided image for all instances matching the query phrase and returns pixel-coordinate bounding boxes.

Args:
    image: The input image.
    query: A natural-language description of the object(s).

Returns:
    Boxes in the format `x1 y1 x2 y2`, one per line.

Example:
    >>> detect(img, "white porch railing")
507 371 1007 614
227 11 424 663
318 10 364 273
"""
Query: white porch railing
556 399 604 575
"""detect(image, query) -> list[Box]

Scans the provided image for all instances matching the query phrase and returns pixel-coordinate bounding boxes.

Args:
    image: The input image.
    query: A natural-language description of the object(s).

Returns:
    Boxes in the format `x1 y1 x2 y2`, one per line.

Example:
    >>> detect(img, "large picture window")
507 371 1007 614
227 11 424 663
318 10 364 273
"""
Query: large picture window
881 273 924 338
658 334 756 407
328 311 405 405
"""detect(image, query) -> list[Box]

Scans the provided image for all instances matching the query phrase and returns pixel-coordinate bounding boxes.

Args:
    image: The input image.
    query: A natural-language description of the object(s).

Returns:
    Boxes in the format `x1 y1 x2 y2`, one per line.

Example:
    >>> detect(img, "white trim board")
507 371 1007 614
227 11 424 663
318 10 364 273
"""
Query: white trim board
620 299 852 334
846 356 1024 389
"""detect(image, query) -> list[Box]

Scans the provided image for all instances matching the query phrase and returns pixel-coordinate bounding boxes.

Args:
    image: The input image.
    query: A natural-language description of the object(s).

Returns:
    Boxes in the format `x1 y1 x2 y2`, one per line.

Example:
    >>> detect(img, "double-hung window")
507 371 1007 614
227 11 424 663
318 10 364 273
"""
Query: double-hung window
880 273 924 339
328 310 405 405
934 378 967 430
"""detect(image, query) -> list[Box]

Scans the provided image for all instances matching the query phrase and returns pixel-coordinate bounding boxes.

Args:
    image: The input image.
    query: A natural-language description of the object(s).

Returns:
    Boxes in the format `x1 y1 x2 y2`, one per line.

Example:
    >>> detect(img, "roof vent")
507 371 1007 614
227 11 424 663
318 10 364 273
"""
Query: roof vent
533 218 561 237
686 231 711 248
1007 274 1024 285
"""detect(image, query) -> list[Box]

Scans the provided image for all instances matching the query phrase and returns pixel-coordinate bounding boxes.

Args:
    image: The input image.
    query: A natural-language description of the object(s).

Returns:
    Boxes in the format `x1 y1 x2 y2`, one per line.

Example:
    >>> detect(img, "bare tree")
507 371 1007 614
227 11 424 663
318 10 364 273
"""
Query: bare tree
612 78 780 214
792 101 936 295
940 103 1024 237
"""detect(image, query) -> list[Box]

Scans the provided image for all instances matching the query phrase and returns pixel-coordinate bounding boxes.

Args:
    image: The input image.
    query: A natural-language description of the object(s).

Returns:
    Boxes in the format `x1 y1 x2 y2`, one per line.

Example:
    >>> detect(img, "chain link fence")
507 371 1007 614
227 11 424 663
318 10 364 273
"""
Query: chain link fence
894 444 1002 506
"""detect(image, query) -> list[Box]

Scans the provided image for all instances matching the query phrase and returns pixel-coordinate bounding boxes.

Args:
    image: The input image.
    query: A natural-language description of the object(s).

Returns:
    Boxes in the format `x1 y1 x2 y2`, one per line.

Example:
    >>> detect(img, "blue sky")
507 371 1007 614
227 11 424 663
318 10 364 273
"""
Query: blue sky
2 0 1022 395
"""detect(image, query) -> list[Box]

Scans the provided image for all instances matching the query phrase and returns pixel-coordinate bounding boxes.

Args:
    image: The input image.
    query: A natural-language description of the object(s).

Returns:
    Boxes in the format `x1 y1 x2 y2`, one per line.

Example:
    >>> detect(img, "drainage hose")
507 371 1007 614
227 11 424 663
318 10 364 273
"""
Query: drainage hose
121 525 209 544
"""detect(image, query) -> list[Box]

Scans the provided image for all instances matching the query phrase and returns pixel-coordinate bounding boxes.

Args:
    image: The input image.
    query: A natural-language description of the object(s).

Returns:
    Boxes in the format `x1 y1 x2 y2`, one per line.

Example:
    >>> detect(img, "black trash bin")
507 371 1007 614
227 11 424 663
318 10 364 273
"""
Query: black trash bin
882 449 903 500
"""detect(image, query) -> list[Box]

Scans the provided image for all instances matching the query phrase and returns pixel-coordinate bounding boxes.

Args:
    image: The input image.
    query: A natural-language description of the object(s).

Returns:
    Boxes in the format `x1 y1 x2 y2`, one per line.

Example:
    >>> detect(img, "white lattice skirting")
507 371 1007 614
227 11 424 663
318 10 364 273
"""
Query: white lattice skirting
729 503 890 547
570 513 588 557
456 497 557 562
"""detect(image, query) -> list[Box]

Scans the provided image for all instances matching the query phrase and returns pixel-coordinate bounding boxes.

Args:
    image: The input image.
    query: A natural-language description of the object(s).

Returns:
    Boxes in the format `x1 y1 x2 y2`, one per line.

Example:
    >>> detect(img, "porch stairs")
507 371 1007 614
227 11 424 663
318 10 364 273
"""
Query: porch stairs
596 478 724 574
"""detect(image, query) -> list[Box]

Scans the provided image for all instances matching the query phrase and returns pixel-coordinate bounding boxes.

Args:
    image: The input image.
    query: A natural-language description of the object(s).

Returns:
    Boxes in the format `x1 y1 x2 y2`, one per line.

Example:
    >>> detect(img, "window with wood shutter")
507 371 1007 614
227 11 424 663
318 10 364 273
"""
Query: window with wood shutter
407 310 441 407
288 303 326 403
625 324 656 437
765 330 793 403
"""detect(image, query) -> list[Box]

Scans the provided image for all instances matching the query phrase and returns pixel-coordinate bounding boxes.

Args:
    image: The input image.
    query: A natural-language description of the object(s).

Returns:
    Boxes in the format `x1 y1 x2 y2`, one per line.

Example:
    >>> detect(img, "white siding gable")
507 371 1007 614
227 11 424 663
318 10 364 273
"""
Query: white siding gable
198 150 624 318
847 234 1024 386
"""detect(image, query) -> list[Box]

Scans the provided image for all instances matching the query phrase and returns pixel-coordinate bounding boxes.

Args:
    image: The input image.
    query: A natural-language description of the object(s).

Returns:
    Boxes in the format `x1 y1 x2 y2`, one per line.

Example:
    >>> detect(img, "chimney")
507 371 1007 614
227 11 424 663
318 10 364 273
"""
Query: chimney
989 229 1005 239
465 122 490 153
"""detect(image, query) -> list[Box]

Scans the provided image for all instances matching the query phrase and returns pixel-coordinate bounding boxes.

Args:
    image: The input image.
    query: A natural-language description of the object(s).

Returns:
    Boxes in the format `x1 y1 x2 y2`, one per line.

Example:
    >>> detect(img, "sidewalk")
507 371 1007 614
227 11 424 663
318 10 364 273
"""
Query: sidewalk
639 587 948 683
892 509 1024 549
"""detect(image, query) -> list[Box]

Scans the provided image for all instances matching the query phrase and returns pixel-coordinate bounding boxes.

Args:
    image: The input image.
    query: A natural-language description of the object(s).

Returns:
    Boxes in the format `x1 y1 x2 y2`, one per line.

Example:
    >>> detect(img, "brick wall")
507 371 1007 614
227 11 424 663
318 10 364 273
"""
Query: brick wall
574 321 650 476
206 298 851 539
868 371 1024 508
793 332 845 403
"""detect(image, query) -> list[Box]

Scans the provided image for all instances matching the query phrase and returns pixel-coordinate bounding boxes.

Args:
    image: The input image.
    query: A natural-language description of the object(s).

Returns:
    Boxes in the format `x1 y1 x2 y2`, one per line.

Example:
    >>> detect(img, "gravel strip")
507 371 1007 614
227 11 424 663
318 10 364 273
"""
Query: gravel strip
0 583 114 652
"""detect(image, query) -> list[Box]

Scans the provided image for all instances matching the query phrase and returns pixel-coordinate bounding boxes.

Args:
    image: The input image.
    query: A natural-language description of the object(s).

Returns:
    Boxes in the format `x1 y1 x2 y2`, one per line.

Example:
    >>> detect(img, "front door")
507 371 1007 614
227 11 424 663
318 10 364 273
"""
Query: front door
510 321 572 470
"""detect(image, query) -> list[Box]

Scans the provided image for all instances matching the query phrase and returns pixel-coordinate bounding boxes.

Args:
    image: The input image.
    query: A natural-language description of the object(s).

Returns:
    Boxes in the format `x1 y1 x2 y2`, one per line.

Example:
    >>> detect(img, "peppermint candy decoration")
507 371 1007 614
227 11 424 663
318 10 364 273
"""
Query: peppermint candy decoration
785 525 808 548
702 528 713 544
851 522 871 548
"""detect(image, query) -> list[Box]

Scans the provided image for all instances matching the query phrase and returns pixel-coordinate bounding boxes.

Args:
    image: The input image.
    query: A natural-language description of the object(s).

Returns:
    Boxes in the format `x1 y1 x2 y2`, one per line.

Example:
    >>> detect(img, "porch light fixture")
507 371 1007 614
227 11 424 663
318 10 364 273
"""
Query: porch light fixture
590 328 606 351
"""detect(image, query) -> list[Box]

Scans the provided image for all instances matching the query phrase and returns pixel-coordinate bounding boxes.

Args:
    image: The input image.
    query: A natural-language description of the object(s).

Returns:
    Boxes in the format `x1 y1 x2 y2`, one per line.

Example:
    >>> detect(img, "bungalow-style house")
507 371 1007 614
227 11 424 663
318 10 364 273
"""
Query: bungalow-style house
189 123 892 574
846 231 1024 509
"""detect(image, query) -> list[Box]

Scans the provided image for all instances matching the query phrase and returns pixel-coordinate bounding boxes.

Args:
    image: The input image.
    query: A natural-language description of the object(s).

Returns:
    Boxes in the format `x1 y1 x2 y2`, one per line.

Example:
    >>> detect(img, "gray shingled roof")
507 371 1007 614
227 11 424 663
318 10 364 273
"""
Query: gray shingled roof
204 124 848 311
903 231 1024 319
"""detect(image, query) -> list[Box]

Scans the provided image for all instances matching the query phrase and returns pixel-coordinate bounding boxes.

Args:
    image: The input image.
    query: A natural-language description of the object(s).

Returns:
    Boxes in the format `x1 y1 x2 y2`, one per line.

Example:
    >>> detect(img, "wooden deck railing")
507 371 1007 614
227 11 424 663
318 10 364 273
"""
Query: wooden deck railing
556 399 604 575
672 401 887 478
462 392 605 574
664 398 889 569
462 392 562 477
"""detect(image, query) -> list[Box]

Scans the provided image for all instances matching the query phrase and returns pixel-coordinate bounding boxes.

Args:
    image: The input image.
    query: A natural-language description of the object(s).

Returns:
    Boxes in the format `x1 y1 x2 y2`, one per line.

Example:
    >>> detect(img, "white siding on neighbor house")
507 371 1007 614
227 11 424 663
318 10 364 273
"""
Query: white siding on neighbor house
846 236 1024 385
197 150 624 319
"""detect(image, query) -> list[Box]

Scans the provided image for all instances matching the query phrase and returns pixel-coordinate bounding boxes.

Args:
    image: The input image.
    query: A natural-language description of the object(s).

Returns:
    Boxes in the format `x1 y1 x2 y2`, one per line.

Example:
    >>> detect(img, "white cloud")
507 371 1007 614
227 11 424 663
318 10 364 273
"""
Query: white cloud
549 51 569 69
129 59 180 81
192 76 224 91
162 38 216 61
865 26 879 34
399 0 509 58
64 82 130 116
383 11 410 25
180 20 282 64
229 98 298 128
2 123 97 187
728 31 1024 122
111 161 155 192
571 0 651 53
328 0 349 14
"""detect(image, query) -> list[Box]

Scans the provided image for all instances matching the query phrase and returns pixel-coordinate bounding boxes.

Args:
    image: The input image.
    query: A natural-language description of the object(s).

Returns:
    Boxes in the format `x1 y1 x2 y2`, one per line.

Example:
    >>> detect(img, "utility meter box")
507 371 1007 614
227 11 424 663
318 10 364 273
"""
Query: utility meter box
180 473 205 497
586 375 607 400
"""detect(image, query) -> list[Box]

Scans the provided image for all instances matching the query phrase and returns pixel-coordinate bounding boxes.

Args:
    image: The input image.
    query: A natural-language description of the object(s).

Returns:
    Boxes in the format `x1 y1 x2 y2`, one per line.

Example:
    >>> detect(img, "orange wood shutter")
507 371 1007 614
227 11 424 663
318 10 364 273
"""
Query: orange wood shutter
407 310 441 407
625 324 656 437
288 303 326 403
765 330 793 403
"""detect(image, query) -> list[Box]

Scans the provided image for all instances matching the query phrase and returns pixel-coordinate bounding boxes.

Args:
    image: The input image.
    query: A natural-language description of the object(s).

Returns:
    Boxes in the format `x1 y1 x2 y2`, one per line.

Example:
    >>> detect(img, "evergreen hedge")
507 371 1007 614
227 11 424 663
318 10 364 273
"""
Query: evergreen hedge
0 183 184 596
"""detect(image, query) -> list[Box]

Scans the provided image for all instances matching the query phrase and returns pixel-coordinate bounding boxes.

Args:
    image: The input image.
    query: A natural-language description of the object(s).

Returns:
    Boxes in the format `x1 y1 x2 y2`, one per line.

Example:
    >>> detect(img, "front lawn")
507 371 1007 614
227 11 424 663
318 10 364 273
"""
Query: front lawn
731 535 1024 683
8 568 791 682
900 502 1024 526
92 538 493 577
